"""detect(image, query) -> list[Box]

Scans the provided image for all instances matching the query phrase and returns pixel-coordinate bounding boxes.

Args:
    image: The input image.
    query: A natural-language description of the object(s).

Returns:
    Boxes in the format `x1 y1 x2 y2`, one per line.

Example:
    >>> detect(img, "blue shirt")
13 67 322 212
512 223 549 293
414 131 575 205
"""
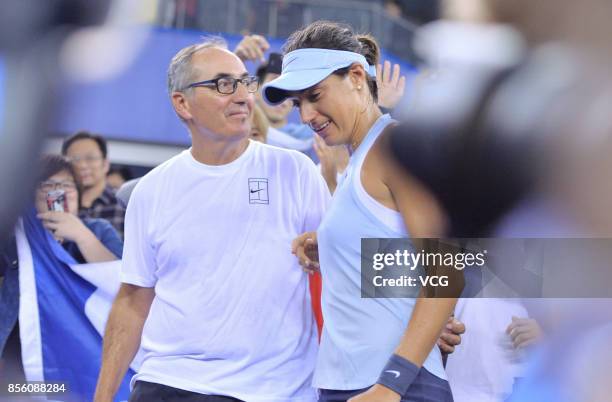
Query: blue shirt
63 218 123 263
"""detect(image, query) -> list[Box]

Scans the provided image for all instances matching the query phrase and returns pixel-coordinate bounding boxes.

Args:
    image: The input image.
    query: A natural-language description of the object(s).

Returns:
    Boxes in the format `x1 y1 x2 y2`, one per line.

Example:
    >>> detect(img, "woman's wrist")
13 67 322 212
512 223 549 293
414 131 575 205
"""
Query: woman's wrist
376 354 420 397
74 225 97 248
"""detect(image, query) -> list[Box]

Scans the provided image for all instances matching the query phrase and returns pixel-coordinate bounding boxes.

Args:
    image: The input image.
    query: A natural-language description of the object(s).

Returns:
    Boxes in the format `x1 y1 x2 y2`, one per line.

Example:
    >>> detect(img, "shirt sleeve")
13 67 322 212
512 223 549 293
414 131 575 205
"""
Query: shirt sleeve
299 154 331 233
92 220 124 259
120 181 158 287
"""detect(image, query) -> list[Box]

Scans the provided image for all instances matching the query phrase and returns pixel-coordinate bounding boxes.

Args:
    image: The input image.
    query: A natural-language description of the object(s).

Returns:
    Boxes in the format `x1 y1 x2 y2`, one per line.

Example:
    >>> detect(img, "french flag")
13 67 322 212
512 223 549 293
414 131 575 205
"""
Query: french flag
15 209 139 401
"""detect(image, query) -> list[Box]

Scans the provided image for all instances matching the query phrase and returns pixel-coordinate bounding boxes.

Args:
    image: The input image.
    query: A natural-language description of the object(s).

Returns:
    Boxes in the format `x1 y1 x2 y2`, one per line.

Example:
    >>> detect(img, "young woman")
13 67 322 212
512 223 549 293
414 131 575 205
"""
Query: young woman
263 21 458 402
35 155 122 263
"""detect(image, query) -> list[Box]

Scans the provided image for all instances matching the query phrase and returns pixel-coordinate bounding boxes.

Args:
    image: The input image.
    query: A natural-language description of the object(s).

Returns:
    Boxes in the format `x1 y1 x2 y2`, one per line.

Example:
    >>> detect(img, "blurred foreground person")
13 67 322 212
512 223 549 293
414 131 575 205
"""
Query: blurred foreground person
94 37 330 402
388 1 612 401
265 21 463 402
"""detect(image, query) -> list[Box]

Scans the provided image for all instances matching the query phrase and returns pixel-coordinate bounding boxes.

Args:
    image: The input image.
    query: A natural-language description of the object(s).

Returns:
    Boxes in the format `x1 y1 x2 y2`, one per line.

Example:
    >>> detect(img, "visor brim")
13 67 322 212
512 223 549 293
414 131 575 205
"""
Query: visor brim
262 69 334 105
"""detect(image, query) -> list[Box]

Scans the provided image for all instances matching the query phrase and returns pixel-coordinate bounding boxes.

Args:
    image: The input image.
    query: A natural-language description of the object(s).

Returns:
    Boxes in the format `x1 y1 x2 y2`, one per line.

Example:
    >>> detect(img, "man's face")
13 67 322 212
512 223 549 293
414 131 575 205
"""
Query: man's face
174 48 254 140
255 73 293 125
65 139 109 189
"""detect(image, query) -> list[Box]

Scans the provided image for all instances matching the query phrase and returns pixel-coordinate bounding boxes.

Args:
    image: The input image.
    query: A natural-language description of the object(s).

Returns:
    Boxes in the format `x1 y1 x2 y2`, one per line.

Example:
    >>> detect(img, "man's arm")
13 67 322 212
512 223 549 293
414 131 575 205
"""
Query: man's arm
94 283 155 402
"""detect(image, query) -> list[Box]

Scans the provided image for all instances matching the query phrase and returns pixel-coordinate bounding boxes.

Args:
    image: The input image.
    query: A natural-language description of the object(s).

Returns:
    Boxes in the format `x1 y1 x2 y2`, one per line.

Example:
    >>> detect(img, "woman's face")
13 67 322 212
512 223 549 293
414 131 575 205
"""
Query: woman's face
35 170 79 215
292 67 366 146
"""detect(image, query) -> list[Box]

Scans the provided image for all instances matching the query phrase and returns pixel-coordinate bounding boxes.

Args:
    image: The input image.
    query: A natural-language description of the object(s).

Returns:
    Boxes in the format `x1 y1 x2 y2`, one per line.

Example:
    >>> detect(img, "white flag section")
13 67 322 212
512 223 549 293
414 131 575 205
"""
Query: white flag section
15 212 139 402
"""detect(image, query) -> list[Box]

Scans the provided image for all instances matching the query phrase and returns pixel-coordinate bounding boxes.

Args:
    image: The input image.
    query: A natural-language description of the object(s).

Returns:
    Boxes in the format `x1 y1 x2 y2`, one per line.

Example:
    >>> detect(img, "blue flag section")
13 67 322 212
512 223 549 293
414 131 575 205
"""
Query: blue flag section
16 209 134 402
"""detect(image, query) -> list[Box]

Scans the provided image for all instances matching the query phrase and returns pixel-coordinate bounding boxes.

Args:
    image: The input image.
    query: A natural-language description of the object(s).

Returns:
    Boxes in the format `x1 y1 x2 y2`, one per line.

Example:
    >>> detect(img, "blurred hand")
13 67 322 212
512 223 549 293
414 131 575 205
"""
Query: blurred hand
348 384 400 402
506 316 543 349
438 317 466 354
234 34 270 62
313 134 338 193
37 211 88 243
291 231 319 274
376 60 406 110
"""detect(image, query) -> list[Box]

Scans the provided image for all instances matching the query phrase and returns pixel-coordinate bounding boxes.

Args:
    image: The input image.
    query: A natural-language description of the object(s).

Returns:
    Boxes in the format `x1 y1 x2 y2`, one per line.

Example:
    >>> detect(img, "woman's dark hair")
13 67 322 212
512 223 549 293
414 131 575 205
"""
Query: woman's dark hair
38 154 82 207
283 20 380 102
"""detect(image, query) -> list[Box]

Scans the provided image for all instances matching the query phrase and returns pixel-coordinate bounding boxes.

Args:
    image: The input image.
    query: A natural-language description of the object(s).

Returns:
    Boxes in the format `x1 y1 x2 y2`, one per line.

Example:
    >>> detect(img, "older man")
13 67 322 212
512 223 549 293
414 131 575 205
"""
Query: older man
93 37 330 402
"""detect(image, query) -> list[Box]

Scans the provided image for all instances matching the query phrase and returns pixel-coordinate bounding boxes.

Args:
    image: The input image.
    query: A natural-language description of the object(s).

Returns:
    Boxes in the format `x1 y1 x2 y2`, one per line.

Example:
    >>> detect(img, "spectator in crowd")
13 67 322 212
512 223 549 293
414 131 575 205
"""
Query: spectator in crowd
249 104 269 143
255 53 316 151
107 166 133 192
93 36 330 402
35 155 123 264
62 131 127 238
313 133 349 194
266 20 462 402
1 155 123 389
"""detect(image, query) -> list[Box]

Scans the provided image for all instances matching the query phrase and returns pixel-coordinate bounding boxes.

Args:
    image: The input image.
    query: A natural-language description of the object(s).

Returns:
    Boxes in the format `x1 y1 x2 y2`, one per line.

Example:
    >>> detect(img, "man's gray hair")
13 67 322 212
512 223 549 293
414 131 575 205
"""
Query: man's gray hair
167 36 228 95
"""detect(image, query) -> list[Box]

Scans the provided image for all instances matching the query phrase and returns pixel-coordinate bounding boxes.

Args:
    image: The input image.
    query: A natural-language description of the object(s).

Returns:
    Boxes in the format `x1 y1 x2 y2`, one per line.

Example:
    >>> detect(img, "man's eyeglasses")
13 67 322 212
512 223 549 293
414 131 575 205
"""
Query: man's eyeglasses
39 181 77 192
67 155 104 165
186 76 259 95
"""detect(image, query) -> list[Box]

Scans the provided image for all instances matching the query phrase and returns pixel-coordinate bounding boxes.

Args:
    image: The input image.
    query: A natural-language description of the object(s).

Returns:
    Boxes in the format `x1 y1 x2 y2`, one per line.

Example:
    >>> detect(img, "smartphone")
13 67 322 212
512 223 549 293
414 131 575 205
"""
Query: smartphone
46 189 67 212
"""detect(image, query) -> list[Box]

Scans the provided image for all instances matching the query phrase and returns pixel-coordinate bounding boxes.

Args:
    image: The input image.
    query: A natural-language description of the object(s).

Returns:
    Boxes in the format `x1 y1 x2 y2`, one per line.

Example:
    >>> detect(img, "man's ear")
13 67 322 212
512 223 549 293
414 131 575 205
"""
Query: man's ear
172 91 193 121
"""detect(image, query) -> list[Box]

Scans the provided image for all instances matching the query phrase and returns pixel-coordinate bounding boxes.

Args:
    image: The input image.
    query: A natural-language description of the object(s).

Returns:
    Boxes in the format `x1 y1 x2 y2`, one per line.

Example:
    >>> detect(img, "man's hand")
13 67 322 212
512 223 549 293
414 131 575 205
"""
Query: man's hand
37 211 88 243
348 384 401 402
376 60 406 110
291 231 319 274
506 316 542 349
438 317 465 354
234 34 270 62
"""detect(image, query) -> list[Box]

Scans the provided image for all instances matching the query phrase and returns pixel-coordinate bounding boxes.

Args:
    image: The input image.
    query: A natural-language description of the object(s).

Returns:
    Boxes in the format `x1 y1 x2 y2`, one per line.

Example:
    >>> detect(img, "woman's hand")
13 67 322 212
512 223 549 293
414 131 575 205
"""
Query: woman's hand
291 231 319 274
348 384 400 402
38 211 88 243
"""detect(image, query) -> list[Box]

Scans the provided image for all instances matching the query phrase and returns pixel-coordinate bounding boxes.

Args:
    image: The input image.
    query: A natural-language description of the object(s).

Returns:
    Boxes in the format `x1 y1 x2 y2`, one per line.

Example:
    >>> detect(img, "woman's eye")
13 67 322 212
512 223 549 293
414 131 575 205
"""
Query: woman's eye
308 93 320 102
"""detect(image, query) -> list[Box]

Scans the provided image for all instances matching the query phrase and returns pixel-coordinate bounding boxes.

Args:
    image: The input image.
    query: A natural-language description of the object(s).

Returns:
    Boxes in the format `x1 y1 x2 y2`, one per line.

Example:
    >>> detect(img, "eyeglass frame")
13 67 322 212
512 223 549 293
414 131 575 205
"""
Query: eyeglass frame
38 180 78 192
184 75 259 95
66 155 105 165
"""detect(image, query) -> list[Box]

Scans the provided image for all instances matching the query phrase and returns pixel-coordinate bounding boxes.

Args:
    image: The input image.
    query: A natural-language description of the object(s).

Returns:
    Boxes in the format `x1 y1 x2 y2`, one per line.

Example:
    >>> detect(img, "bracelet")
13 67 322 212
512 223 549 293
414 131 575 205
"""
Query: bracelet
376 354 419 396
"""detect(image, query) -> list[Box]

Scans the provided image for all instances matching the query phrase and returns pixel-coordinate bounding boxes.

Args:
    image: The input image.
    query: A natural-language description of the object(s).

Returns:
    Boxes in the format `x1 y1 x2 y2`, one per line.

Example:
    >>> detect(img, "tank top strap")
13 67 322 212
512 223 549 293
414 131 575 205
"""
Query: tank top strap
351 114 397 169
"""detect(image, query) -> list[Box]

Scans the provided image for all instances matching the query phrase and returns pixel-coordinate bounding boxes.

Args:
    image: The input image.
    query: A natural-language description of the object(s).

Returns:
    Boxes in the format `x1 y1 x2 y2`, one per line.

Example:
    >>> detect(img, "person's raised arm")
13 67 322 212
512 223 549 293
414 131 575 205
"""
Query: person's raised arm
37 211 119 263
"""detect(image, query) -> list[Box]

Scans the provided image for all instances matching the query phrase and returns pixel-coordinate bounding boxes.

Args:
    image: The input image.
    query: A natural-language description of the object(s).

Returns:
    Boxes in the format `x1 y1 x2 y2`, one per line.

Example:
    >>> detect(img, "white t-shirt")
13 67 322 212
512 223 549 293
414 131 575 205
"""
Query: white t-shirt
446 299 528 402
121 140 330 402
